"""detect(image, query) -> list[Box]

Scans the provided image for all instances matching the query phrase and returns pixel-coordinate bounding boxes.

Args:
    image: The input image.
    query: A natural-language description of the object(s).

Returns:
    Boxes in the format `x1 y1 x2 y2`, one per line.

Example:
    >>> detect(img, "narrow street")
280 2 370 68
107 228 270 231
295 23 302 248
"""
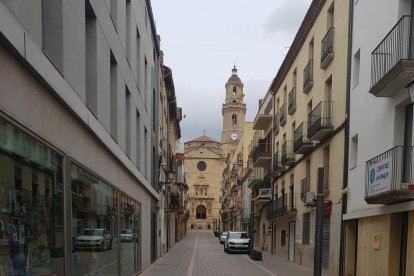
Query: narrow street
141 230 313 276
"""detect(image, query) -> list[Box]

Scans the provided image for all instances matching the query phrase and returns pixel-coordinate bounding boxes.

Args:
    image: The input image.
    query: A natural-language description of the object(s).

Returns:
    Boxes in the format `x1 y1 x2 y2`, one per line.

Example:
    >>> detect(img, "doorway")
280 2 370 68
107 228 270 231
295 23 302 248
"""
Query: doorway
289 221 296 261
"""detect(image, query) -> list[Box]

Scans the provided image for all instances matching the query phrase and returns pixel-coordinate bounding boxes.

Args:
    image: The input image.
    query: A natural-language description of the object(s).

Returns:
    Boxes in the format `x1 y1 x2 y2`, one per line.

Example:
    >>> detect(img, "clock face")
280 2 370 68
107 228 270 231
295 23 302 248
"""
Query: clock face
230 132 238 140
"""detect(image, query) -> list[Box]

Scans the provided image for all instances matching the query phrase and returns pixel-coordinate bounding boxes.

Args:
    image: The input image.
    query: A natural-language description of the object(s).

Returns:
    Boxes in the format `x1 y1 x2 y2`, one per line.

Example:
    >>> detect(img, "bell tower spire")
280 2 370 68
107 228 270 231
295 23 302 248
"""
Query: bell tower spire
221 66 246 156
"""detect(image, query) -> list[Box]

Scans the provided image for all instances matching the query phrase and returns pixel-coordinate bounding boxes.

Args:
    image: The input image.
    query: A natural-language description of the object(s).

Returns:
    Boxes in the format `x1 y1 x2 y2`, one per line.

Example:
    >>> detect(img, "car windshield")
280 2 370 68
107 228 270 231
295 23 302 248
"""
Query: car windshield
229 232 248 239
121 229 133 234
221 232 228 236
83 229 103 236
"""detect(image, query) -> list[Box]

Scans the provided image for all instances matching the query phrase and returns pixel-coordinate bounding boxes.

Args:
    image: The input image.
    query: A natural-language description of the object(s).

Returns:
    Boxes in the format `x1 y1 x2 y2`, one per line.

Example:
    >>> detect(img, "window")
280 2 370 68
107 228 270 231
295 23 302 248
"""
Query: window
196 205 207 219
136 29 141 88
42 0 63 70
110 51 118 139
281 230 286 247
197 161 206 171
126 0 131 63
231 114 237 126
350 134 358 169
233 86 237 94
136 110 141 168
85 0 97 115
353 49 360 88
303 213 310 245
110 0 117 29
125 88 131 157
71 163 119 274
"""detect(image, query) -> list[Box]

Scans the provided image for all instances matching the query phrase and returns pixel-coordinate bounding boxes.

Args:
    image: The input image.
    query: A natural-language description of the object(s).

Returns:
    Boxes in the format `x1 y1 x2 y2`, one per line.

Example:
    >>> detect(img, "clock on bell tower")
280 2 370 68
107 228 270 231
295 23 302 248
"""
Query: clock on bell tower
221 65 246 156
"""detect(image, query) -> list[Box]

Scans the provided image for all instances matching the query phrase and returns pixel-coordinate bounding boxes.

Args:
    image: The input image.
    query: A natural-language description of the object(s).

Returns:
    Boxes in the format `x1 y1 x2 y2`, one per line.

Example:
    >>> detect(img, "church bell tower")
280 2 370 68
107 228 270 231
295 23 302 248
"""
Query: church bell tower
221 66 246 157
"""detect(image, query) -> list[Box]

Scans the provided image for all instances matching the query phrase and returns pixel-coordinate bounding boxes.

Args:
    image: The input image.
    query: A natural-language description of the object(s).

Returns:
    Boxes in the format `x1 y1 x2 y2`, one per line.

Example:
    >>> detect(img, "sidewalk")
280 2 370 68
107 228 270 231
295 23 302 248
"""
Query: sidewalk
253 250 313 276
140 230 314 276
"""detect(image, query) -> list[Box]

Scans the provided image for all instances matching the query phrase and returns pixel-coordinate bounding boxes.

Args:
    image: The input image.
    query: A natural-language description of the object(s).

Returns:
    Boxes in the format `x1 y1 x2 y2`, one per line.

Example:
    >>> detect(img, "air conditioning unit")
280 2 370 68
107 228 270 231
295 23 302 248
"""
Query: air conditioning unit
304 192 316 207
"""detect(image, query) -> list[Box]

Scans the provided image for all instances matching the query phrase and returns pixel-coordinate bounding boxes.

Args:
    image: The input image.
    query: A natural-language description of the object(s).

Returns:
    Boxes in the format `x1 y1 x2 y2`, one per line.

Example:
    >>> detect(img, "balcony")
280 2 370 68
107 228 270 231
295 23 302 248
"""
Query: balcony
253 113 273 130
320 27 334 69
365 146 414 204
281 140 295 166
370 16 414 97
288 87 296 115
280 103 287 127
307 101 334 141
252 141 271 167
294 122 313 154
269 193 296 218
303 59 313 94
274 113 280 135
271 152 285 175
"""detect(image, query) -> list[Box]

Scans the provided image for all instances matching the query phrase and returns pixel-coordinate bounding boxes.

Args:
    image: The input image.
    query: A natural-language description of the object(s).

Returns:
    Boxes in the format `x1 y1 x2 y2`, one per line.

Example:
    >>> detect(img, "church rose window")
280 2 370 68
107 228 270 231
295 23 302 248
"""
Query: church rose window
197 161 206 171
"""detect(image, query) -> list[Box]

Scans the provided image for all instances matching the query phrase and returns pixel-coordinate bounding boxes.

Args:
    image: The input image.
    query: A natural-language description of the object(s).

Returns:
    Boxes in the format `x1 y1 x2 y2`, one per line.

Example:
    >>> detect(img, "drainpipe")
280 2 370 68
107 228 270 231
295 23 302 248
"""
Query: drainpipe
270 92 275 254
339 0 354 275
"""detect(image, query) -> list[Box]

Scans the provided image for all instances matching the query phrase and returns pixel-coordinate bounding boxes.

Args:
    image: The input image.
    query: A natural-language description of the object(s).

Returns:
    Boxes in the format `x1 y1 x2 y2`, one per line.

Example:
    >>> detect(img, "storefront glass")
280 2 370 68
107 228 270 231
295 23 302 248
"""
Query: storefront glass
0 117 64 276
71 163 118 275
120 194 141 275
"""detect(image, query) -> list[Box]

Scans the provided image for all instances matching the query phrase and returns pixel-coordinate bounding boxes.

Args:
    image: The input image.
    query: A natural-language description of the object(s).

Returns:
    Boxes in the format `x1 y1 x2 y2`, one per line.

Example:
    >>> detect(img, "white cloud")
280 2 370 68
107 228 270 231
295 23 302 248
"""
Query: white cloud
152 0 312 142
264 0 312 34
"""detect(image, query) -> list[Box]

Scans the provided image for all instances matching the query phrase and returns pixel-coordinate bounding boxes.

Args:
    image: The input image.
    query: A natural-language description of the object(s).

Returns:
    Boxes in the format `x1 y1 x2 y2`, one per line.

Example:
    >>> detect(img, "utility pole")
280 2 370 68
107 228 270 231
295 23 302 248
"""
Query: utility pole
314 167 324 276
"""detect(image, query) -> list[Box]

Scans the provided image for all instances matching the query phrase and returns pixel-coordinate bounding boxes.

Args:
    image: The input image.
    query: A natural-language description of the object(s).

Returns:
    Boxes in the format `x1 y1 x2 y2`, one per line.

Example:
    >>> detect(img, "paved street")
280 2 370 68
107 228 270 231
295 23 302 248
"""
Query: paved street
141 230 313 276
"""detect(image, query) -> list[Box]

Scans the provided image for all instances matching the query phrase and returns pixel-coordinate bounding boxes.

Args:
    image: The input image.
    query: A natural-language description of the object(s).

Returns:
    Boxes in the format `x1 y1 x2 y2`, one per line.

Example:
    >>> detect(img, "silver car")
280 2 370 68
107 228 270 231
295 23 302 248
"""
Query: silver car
219 231 228 244
224 231 250 253
75 228 112 251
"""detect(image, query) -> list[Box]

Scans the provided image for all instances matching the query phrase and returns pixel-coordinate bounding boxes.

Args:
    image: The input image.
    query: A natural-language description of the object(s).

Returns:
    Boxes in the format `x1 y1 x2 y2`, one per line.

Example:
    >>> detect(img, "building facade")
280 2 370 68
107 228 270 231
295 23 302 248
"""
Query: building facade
344 1 414 275
158 60 185 256
249 0 349 274
185 136 223 230
0 0 170 274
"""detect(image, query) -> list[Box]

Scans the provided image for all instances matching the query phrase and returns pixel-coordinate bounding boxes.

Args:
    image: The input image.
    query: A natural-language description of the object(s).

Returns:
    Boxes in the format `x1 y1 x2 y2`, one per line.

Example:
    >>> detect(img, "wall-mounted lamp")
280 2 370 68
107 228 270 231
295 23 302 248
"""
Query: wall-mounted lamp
406 79 414 104
159 170 175 188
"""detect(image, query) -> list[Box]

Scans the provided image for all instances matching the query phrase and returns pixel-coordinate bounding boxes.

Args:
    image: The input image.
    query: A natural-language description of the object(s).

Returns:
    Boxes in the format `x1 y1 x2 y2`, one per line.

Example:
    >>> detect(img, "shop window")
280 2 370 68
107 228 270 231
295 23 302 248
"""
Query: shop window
71 163 118 275
0 118 64 276
120 193 141 274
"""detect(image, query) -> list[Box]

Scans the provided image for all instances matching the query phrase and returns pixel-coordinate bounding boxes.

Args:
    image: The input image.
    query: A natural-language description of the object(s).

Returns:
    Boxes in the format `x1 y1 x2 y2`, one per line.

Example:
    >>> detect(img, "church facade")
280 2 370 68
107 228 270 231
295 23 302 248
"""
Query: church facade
185 66 247 230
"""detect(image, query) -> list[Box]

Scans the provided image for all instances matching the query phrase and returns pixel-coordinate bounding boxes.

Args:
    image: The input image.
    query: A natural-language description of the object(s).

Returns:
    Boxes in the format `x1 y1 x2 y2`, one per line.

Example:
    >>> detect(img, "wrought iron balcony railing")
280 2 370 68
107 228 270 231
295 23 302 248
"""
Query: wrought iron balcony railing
300 177 310 203
320 27 334 69
281 140 295 166
365 146 414 204
303 59 313 93
274 113 280 135
307 101 334 140
271 152 285 176
252 140 271 167
279 103 287 127
294 121 313 154
288 87 296 115
370 16 414 97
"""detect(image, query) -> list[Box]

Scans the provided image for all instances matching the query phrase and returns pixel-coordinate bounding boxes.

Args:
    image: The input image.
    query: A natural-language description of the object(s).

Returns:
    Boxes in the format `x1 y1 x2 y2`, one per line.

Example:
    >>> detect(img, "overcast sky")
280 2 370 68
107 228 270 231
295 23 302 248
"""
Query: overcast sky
151 0 312 142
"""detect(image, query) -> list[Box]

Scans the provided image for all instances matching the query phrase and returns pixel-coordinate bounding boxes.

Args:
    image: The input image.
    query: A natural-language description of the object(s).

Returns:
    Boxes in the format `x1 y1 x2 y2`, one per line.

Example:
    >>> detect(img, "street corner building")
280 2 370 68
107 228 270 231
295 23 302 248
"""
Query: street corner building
0 0 181 275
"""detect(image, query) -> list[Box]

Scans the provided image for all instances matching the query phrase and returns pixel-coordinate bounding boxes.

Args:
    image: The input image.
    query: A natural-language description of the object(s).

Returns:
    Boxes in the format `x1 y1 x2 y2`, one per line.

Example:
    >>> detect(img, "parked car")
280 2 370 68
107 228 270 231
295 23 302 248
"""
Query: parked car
219 231 228 244
75 228 112 251
121 229 135 242
224 231 249 253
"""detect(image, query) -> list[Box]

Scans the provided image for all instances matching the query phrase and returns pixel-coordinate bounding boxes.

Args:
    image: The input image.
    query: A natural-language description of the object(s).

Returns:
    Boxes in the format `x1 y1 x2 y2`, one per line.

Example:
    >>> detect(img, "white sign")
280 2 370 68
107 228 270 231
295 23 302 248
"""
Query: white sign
367 157 392 196
258 188 271 199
